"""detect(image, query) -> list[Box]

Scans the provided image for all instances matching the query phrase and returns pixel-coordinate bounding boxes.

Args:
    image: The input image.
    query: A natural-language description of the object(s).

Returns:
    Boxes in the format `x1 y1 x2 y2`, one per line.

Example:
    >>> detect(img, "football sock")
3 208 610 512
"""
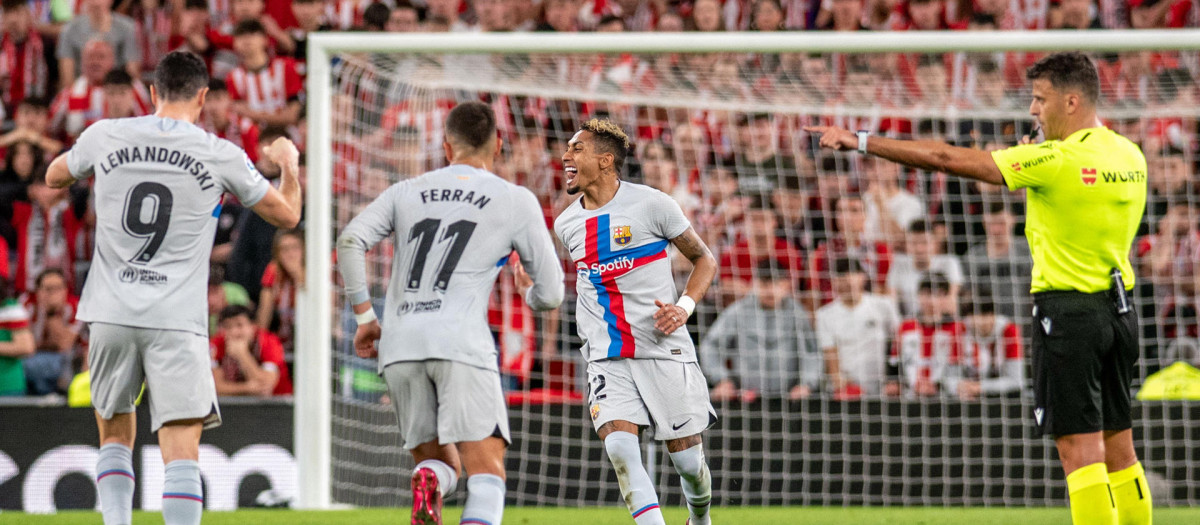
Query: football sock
162 460 204 525
96 443 135 525
669 444 712 525
1067 462 1117 525
1110 462 1153 525
604 431 665 525
460 474 505 525
416 459 459 498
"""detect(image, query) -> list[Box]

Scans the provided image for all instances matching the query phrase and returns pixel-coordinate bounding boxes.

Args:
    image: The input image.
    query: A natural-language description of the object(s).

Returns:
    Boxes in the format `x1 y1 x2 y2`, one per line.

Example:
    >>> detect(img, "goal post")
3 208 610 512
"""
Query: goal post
299 30 1200 510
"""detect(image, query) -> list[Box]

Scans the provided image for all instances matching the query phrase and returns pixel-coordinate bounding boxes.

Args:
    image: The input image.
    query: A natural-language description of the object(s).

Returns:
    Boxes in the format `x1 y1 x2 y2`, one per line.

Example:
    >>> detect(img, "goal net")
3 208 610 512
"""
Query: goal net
299 31 1200 510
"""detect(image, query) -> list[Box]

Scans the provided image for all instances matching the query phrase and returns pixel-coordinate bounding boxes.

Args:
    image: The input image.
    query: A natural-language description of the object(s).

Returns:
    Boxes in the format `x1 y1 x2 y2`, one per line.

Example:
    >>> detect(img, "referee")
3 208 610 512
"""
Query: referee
807 52 1150 525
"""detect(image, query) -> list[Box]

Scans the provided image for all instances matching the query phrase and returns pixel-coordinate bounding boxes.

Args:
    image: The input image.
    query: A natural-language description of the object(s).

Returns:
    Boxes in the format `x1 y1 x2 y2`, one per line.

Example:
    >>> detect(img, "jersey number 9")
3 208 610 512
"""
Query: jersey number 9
122 182 174 264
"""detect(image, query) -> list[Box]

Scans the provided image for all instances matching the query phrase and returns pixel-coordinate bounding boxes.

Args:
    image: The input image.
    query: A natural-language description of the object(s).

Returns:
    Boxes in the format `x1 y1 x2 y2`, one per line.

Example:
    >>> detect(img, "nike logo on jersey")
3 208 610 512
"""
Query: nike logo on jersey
671 419 691 431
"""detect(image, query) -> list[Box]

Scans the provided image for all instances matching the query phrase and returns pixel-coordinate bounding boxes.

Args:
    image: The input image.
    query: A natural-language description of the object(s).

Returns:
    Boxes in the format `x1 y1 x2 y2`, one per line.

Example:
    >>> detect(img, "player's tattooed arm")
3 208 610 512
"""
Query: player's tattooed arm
670 227 716 303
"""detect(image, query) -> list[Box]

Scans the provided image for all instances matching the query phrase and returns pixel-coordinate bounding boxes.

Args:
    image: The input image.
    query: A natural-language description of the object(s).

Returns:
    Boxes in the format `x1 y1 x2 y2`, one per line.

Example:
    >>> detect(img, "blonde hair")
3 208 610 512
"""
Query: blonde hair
580 118 630 171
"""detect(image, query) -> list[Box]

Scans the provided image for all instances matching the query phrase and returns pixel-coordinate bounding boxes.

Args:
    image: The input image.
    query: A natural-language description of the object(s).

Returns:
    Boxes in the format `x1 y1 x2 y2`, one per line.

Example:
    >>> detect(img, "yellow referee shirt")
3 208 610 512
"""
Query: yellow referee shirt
991 126 1146 294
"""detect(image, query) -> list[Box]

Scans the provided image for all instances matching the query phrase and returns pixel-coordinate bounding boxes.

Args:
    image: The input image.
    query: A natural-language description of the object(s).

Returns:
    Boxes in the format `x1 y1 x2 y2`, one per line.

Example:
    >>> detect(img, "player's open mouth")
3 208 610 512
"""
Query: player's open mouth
565 166 577 184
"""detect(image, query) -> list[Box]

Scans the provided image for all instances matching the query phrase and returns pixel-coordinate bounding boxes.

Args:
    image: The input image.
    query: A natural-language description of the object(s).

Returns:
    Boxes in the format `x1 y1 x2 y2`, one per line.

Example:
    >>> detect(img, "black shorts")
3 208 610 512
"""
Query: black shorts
1031 290 1139 437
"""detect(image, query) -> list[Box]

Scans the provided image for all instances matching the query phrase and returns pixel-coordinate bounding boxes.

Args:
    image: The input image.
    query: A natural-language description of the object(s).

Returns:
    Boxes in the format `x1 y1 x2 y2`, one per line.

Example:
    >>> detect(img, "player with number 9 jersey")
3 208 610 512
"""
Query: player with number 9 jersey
45 51 302 525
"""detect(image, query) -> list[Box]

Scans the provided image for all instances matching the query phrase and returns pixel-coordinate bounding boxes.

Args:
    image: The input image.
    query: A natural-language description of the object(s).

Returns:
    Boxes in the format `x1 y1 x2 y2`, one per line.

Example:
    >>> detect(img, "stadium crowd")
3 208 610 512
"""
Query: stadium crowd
0 0 1198 403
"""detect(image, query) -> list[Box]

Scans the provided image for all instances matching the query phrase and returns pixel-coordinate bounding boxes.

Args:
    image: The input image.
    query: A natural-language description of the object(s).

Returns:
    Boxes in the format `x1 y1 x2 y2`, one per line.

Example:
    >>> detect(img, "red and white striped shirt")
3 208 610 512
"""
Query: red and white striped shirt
0 30 50 110
225 57 304 114
961 315 1022 382
50 77 151 139
200 111 262 163
894 319 967 394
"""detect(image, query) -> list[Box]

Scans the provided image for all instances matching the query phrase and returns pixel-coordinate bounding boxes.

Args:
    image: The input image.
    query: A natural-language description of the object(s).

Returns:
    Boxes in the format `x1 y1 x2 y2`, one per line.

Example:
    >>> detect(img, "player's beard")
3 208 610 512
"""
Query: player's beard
566 184 581 195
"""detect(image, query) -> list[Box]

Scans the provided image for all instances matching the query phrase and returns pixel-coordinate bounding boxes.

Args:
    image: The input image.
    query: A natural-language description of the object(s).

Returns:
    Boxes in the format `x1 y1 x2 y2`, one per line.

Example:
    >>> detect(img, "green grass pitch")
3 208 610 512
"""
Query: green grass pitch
4 507 1200 524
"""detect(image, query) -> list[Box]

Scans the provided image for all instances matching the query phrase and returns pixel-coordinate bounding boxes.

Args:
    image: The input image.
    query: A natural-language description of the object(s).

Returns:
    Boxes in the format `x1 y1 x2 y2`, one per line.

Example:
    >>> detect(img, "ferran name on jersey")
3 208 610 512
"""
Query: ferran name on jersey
612 225 633 246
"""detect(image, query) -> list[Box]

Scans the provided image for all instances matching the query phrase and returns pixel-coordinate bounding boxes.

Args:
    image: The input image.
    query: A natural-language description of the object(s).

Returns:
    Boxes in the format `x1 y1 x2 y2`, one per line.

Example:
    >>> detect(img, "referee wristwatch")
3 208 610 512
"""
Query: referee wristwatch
856 130 870 154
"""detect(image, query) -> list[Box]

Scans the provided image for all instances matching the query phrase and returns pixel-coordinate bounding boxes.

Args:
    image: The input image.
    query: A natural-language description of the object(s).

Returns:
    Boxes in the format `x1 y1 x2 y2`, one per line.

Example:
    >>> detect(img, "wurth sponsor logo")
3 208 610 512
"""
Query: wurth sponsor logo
576 256 635 277
1081 167 1097 186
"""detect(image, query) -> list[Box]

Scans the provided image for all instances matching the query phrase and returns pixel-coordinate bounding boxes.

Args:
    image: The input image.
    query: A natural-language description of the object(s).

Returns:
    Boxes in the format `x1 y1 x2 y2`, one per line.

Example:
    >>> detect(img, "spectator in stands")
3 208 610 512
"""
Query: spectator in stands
386 1 420 32
657 9 684 32
734 112 794 195
810 194 893 305
0 96 61 156
5 168 86 294
962 201 1032 324
538 0 582 32
773 172 813 251
226 19 304 128
282 0 334 63
171 0 223 70
688 0 725 31
945 294 1025 400
641 140 701 221
211 304 293 396
1145 151 1193 225
1138 200 1200 339
1 0 56 115
817 257 900 398
914 54 950 107
669 121 708 180
56 0 141 89
128 0 173 74
258 228 303 355
888 220 964 318
905 0 949 30
886 273 964 398
695 154 743 250
862 155 924 246
360 2 391 31
426 0 474 31
703 259 821 402
476 0 515 31
0 276 33 396
201 78 261 163
51 39 151 141
0 141 45 241
822 0 866 30
207 263 251 336
596 14 625 32
1050 0 1103 29
718 195 804 304
226 125 289 299
100 69 145 119
750 0 785 31
20 267 80 395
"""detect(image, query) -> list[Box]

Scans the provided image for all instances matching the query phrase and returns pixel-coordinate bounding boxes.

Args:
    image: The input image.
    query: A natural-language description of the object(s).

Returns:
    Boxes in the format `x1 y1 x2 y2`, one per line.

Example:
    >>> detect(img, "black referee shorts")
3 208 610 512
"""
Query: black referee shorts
1031 290 1139 437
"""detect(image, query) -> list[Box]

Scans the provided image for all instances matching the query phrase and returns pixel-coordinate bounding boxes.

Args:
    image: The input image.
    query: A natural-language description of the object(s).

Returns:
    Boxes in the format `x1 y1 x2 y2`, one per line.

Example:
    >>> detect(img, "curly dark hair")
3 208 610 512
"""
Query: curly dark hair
1026 52 1100 104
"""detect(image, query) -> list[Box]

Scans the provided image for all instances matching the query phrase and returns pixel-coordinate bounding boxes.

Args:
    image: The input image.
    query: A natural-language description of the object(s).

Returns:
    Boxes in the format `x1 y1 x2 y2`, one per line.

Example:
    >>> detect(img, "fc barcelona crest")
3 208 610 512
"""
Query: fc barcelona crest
613 225 633 246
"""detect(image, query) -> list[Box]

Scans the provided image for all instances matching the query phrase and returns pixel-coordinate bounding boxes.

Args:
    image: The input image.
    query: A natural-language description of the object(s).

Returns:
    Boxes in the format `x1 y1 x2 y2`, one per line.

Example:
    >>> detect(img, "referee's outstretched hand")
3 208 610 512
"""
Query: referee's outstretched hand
803 126 857 151
354 321 381 359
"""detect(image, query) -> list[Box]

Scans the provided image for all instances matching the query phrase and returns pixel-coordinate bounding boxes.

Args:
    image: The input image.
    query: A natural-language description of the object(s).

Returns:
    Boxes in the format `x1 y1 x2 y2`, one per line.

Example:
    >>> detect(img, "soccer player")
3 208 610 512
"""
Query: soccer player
555 119 718 525
807 51 1151 525
44 50 302 525
336 101 564 525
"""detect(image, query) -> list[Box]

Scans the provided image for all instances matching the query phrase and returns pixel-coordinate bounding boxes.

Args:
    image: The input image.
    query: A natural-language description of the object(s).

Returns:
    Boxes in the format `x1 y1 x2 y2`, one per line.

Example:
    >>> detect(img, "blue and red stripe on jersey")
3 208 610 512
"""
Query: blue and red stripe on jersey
577 214 669 359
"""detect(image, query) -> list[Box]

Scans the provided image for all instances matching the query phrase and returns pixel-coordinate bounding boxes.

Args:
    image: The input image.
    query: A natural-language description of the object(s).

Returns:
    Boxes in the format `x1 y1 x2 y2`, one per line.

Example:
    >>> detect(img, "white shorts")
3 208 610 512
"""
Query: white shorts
88 323 221 432
586 358 716 441
382 359 511 450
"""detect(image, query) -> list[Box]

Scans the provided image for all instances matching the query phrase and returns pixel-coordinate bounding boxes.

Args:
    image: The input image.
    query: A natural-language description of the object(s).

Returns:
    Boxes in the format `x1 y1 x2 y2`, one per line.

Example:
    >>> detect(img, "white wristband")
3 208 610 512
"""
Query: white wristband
354 308 378 325
675 296 696 318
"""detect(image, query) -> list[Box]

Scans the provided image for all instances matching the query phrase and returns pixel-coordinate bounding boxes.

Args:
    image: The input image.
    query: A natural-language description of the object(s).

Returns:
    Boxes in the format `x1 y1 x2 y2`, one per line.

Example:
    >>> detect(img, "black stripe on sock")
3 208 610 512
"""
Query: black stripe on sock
1135 478 1143 500
1108 486 1116 508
